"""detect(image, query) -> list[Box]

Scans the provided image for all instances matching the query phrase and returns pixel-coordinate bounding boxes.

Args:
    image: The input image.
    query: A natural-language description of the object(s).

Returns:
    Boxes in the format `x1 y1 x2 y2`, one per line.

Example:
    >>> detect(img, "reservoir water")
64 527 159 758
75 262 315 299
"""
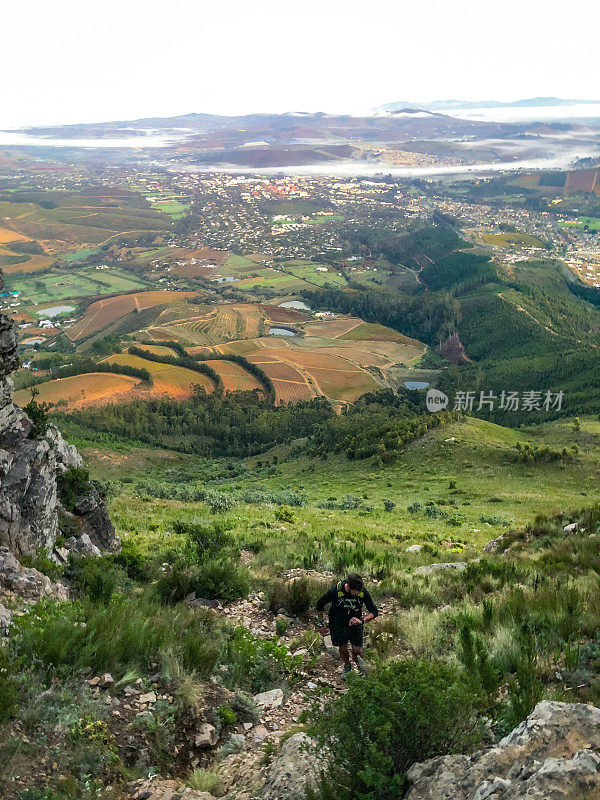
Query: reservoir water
268 327 295 336
279 300 311 311
37 305 75 317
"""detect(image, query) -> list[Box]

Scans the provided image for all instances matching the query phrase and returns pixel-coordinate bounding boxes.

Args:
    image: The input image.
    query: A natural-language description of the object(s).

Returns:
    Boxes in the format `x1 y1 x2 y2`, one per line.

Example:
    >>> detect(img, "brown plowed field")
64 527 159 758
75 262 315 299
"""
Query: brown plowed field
271 380 315 403
133 344 178 357
203 360 263 392
303 317 364 338
308 368 378 402
68 291 198 340
103 354 214 397
0 228 27 244
13 373 141 410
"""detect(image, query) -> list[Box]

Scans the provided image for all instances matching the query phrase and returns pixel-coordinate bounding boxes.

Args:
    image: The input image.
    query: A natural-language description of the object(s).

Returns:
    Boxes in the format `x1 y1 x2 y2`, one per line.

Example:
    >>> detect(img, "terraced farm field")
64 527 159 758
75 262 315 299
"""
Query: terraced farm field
133 344 179 357
202 360 263 393
259 304 309 323
233 269 311 291
14 373 142 410
103 354 215 397
282 259 347 288
258 346 379 401
482 232 547 249
147 304 265 346
245 353 314 403
68 291 198 340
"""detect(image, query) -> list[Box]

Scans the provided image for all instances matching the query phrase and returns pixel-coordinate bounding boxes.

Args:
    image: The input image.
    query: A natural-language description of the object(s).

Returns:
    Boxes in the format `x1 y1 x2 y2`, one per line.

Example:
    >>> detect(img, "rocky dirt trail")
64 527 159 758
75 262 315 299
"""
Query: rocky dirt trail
187 570 394 799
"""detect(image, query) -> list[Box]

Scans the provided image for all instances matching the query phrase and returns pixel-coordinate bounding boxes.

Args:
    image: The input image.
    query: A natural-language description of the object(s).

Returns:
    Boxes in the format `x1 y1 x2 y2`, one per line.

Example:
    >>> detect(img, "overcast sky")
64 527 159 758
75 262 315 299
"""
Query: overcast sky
2 0 598 128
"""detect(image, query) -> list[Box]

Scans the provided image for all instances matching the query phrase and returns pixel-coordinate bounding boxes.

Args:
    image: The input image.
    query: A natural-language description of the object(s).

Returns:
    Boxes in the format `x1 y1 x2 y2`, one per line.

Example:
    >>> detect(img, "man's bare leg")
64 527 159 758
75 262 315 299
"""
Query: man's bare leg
339 644 352 678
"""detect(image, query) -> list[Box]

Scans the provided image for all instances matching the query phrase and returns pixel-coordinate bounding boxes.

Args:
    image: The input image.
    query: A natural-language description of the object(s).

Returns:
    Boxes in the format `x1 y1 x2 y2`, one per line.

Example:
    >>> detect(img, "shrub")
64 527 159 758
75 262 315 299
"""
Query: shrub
111 538 152 582
177 519 233 560
57 467 90 512
266 581 287 614
283 578 312 617
275 617 290 636
275 506 295 523
65 556 126 604
194 559 250 602
480 515 511 527
0 649 18 723
205 491 236 514
187 769 223 795
153 562 197 605
10 596 221 680
218 703 237 727
222 627 299 694
308 659 483 800
20 548 64 581
23 393 51 439
383 499 396 512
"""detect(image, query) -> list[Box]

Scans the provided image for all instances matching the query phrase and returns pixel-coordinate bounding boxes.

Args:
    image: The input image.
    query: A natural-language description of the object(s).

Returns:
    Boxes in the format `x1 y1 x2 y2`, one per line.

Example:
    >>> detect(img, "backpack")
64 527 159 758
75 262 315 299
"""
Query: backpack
337 580 364 600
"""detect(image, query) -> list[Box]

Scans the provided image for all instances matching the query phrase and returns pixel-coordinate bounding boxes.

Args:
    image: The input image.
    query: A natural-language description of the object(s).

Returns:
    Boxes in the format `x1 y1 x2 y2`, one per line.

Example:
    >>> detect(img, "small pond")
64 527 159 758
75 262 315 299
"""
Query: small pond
37 305 75 318
268 327 296 336
279 300 311 311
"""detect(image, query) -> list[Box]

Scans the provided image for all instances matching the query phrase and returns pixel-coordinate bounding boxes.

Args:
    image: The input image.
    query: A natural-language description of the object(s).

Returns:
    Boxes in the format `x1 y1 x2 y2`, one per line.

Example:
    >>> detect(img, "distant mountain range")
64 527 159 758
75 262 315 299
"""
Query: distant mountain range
379 97 600 112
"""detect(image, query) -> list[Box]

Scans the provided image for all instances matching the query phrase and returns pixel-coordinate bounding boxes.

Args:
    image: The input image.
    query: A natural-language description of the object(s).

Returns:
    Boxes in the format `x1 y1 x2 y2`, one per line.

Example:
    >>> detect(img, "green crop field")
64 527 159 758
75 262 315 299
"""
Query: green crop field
306 213 345 224
558 216 600 231
154 200 190 219
282 259 347 288
5 266 148 305
62 247 102 263
234 268 312 290
222 253 262 274
482 232 547 248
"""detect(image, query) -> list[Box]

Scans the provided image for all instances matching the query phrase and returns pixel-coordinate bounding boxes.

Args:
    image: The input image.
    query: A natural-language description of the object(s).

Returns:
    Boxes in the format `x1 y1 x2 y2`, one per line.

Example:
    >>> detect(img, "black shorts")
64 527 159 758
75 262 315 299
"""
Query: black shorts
330 624 363 648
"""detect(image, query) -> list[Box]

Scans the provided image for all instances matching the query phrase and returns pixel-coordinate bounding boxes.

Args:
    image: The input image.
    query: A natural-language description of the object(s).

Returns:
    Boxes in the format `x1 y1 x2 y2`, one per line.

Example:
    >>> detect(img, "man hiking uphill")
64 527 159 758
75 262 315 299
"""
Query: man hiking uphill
316 574 378 679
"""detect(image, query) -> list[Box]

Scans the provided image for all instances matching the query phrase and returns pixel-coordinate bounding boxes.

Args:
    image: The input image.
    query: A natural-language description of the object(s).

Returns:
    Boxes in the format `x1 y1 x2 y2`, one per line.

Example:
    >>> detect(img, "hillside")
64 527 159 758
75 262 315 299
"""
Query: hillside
2 379 600 798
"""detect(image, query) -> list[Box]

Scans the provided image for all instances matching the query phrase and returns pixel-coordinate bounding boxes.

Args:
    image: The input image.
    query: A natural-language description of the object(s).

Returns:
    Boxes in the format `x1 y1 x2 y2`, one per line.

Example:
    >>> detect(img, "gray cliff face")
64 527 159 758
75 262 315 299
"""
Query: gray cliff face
0 272 118 559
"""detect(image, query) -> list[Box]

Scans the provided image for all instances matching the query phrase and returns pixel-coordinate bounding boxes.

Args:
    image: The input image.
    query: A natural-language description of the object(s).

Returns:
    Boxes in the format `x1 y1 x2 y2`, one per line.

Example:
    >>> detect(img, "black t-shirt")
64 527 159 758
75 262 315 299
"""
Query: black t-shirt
316 583 378 630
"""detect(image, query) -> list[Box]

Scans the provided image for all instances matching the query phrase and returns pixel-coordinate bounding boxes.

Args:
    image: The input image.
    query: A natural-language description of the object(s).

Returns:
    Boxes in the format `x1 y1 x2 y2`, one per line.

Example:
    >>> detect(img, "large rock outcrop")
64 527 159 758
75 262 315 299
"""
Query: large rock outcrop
261 732 320 800
406 701 600 800
0 272 118 558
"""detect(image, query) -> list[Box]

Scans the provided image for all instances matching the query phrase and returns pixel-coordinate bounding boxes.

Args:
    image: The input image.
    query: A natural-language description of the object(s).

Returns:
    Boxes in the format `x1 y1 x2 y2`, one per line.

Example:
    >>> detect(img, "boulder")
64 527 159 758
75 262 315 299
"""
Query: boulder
66 533 102 558
406 701 600 800
262 732 320 800
195 723 218 748
253 688 284 708
483 535 506 553
130 779 214 799
72 486 120 552
0 546 68 600
0 601 12 632
564 522 579 533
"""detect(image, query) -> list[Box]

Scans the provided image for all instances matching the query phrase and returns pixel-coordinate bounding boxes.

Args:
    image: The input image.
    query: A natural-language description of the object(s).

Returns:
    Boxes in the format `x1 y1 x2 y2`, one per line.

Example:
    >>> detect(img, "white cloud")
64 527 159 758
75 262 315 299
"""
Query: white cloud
2 0 598 127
